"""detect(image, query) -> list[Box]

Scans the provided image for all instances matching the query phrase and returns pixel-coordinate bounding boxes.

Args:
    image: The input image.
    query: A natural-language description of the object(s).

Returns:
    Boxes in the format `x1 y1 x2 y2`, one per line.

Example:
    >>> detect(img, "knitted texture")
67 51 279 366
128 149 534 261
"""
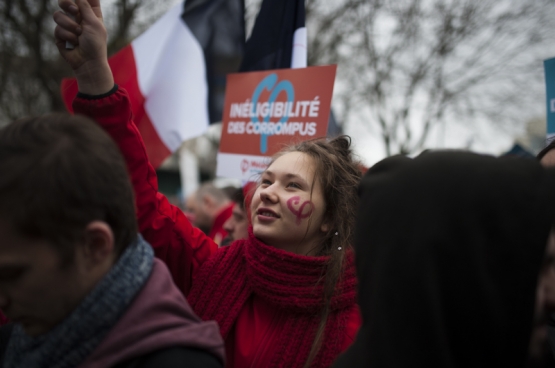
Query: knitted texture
188 228 357 368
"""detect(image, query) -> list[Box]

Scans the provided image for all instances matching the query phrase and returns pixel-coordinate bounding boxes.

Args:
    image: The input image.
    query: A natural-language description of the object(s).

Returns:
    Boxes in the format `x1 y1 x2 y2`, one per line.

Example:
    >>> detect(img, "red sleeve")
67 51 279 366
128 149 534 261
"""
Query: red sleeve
72 87 217 295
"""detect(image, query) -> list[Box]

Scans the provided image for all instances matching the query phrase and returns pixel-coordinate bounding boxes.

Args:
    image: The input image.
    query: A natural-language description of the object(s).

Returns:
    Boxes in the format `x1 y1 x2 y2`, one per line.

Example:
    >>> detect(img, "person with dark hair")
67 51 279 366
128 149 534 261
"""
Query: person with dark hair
0 113 224 367
54 1 362 366
333 152 555 368
221 185 240 201
221 187 249 245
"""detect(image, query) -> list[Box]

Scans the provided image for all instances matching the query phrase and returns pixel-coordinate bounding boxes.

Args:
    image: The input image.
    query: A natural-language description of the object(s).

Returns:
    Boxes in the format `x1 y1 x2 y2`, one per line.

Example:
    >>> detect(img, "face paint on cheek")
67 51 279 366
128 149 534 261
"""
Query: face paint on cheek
286 196 314 225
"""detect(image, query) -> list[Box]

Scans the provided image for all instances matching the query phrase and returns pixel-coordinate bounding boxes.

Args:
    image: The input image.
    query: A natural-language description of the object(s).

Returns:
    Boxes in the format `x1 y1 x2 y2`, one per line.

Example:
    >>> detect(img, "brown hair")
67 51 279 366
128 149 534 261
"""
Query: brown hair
0 113 137 263
196 182 230 205
232 187 246 210
267 135 362 367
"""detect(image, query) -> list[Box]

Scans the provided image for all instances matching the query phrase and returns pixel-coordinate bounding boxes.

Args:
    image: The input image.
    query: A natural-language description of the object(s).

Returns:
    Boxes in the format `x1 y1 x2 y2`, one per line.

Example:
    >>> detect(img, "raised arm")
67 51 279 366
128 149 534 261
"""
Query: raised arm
54 0 217 295
54 0 113 95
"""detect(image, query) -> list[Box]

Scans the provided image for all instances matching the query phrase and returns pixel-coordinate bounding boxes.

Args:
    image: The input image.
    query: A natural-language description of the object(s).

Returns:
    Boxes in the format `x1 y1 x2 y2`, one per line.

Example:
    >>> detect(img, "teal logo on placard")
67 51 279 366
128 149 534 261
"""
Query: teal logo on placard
251 74 295 154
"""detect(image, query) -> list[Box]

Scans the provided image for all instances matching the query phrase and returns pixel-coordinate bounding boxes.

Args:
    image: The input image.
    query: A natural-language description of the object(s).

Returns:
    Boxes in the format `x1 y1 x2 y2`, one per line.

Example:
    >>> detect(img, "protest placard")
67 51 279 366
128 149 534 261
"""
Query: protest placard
217 65 336 181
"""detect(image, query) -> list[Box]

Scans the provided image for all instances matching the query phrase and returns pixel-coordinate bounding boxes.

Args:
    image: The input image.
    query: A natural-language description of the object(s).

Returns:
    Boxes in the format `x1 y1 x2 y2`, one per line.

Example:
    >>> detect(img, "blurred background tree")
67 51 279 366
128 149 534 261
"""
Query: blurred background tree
303 0 555 156
0 0 172 126
1 0 554 159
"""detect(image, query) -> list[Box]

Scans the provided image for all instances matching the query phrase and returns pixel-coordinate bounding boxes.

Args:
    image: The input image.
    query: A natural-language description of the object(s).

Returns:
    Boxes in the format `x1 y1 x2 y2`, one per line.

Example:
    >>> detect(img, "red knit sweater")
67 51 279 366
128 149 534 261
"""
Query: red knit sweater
189 229 358 368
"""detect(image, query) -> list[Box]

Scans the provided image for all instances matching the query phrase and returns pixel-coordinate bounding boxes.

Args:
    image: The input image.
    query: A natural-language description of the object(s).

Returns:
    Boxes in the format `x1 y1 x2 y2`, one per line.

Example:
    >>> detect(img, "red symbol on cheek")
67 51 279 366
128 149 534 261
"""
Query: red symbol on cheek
287 196 314 225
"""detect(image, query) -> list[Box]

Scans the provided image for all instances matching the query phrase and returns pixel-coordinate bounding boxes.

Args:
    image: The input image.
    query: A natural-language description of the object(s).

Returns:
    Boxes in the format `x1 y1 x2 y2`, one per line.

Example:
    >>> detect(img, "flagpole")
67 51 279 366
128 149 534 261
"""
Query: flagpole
291 26 307 68
179 143 200 200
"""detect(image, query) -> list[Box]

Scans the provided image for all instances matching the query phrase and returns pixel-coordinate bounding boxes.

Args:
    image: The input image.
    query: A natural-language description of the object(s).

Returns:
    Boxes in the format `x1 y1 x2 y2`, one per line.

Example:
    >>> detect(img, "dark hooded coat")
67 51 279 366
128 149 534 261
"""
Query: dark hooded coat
334 151 555 368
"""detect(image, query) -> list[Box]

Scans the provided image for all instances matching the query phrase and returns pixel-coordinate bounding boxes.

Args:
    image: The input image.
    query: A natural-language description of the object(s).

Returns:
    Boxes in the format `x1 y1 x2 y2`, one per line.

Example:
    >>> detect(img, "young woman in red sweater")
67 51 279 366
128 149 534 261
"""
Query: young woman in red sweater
54 1 362 366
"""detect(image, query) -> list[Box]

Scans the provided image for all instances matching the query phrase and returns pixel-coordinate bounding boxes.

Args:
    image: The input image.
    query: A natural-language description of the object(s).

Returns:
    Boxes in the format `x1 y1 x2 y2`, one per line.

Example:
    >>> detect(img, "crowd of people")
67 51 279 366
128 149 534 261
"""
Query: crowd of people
1 0 555 367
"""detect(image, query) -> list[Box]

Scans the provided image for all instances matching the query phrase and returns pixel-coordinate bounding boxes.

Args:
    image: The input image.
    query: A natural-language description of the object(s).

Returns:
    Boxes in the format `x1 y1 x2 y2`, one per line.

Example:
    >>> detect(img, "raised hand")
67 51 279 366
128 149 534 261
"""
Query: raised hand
54 0 114 95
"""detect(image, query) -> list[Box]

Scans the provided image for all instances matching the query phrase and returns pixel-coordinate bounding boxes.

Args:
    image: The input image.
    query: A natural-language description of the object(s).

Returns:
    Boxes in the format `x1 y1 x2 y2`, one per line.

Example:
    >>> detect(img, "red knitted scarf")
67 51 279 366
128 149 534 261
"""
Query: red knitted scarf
187 229 357 368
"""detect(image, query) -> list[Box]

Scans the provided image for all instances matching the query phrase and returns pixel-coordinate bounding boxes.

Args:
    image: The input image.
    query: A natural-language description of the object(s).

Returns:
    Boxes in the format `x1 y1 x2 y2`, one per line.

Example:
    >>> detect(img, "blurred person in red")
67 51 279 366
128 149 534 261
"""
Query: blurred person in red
221 188 248 246
221 186 251 246
187 183 233 245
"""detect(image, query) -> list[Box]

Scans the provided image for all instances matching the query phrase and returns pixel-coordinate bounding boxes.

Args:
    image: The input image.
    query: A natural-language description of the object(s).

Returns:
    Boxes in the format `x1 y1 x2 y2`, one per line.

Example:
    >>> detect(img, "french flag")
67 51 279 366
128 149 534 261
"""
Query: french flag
240 0 306 71
240 0 342 135
61 0 244 168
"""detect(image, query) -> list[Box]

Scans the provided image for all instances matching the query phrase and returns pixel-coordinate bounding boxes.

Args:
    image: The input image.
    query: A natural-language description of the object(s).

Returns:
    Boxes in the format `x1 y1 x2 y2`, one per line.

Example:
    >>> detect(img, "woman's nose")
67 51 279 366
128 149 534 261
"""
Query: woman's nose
259 185 278 203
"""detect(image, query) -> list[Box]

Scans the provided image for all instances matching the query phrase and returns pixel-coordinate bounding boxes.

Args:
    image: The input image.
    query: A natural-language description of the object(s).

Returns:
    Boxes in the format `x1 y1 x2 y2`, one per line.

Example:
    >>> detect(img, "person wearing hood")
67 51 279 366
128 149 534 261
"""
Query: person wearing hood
0 113 225 367
333 151 555 368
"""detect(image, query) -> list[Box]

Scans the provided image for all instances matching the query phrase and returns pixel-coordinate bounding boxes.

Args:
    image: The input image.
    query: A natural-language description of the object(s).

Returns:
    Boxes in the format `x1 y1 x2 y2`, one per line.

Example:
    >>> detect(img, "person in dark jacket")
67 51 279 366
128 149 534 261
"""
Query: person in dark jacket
537 141 555 367
333 151 555 368
0 113 224 365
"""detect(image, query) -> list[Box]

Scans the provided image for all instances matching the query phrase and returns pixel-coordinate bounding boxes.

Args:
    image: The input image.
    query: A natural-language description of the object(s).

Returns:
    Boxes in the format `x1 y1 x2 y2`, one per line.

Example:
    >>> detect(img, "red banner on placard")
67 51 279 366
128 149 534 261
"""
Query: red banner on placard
217 65 336 181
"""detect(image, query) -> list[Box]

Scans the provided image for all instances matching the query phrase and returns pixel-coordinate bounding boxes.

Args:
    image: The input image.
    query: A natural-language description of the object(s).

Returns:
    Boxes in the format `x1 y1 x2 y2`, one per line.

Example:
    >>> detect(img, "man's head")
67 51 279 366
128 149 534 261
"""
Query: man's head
223 188 249 243
0 113 137 336
188 183 230 234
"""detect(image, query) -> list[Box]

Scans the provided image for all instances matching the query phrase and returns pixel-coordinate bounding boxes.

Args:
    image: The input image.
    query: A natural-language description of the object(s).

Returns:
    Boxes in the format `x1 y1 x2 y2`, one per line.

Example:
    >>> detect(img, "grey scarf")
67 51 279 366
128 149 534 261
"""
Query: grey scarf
4 235 154 368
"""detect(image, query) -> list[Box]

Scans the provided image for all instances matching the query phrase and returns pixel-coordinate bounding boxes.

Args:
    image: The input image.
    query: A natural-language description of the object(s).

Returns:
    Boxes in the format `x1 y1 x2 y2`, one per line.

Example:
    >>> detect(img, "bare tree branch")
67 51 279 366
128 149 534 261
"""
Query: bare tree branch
0 0 174 125
305 0 555 156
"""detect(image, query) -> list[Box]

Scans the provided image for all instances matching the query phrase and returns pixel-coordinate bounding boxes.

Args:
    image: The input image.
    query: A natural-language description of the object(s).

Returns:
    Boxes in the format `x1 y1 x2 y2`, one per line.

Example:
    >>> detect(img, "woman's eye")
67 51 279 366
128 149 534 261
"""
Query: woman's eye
261 179 272 186
287 182 301 189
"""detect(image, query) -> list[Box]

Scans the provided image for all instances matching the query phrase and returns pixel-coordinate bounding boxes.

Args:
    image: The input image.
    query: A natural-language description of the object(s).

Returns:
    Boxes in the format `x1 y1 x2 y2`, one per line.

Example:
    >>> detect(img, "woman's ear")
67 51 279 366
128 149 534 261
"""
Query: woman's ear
320 210 332 233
